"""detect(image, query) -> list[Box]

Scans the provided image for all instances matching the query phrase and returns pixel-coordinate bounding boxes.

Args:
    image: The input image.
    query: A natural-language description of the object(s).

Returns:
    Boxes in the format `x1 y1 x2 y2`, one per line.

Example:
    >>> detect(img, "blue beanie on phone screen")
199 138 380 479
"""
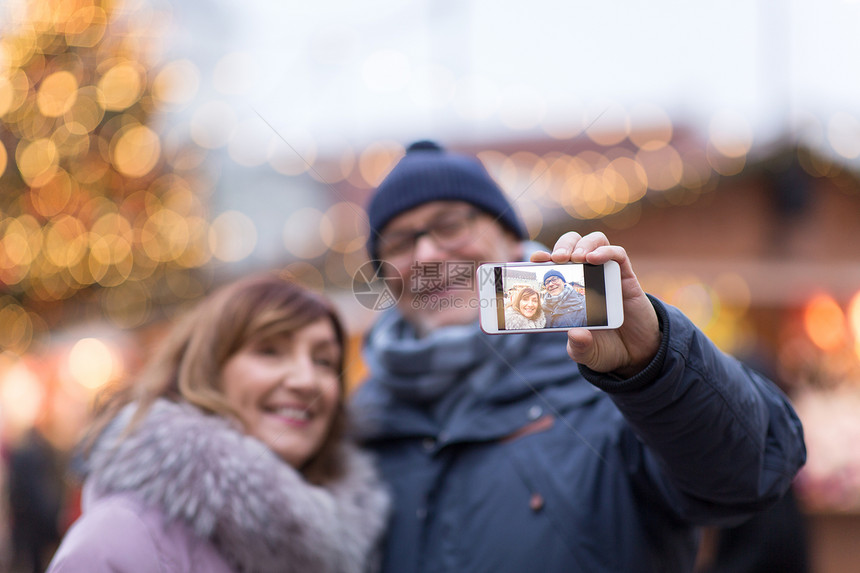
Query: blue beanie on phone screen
366 141 528 263
543 269 565 286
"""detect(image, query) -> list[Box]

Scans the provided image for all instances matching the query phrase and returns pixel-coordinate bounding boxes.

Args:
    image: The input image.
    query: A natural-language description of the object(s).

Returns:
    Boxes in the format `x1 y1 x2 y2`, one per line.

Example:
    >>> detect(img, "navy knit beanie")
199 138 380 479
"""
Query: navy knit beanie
366 141 528 261
543 269 565 286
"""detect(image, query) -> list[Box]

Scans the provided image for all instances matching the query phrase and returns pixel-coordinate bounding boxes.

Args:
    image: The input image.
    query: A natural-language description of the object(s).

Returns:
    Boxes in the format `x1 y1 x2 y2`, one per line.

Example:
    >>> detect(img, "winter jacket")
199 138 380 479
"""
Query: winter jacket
542 283 587 328
350 297 806 573
48 399 390 573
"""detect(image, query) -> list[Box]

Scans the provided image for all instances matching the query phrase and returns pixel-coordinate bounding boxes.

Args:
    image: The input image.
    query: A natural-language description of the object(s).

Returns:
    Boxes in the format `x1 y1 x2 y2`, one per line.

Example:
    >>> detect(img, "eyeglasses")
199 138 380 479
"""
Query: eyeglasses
544 277 563 286
378 209 479 260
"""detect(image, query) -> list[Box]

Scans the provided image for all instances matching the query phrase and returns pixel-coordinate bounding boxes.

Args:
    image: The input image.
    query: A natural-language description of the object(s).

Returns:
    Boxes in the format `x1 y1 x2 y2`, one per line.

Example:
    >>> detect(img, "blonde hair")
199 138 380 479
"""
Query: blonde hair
88 274 347 485
512 286 543 320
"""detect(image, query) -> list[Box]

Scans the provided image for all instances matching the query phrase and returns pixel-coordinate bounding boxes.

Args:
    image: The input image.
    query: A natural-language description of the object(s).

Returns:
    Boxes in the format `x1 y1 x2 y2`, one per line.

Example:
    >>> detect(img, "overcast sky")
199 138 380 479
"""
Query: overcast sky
190 0 860 159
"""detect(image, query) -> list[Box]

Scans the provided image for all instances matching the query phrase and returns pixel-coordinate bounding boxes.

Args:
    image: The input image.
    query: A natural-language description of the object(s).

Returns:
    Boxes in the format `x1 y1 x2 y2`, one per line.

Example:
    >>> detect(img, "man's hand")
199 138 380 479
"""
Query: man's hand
531 232 660 377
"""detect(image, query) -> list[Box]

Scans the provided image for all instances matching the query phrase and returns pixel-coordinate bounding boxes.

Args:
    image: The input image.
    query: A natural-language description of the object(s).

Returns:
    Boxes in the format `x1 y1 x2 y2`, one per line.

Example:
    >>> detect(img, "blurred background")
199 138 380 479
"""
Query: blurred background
1 0 859 571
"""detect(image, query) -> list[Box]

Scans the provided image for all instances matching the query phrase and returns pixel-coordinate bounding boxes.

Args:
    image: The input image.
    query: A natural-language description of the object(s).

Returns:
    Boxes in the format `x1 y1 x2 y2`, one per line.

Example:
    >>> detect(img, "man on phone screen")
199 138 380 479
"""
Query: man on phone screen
350 140 805 573
541 269 586 328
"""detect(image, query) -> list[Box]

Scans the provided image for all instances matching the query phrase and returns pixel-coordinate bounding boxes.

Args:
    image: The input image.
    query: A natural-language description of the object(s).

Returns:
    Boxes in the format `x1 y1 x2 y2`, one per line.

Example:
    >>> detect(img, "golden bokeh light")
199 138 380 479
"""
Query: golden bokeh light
36 70 78 117
609 156 648 203
97 60 145 111
0 69 31 117
848 291 860 360
0 300 34 355
111 124 161 177
706 143 746 176
0 359 44 431
804 294 847 352
0 143 7 178
358 141 403 187
30 169 74 217
141 209 190 262
43 214 87 268
153 59 200 108
16 138 59 186
709 110 753 158
68 337 116 390
628 103 673 150
586 103 629 147
63 85 105 135
65 5 107 47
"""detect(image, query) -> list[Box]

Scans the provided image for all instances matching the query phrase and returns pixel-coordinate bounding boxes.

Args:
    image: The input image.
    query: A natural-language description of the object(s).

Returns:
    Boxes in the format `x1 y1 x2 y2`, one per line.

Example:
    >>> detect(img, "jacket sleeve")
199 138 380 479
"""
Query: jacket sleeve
47 496 165 573
579 296 806 526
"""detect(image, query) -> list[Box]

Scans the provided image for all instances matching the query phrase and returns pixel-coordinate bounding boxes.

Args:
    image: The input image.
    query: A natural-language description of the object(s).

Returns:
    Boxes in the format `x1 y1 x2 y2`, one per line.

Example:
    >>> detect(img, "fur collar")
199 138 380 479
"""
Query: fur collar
86 399 390 573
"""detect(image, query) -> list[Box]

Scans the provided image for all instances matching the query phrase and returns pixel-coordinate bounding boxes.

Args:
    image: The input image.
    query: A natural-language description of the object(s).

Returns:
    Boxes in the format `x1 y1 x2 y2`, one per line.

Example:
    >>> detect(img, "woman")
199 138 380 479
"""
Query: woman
503 286 546 329
48 276 390 573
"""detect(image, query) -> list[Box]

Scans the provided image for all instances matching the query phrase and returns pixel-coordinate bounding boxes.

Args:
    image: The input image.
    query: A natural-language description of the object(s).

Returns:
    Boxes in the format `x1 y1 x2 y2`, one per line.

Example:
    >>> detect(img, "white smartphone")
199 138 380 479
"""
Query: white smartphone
477 261 623 334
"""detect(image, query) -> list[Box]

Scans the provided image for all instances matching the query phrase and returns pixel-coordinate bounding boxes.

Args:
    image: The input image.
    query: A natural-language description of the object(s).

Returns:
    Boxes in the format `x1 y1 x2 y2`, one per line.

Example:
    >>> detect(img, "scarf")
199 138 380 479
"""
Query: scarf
542 283 585 321
84 399 390 573
360 310 531 418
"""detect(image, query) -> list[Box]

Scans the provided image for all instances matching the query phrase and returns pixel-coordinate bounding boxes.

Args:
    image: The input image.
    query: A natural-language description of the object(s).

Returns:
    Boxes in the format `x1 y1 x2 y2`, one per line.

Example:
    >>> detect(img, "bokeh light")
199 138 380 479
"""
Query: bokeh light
209 210 257 262
152 59 200 108
709 110 753 158
97 60 145 111
0 359 44 435
804 293 847 352
111 124 161 177
68 337 116 390
283 207 333 259
36 70 78 117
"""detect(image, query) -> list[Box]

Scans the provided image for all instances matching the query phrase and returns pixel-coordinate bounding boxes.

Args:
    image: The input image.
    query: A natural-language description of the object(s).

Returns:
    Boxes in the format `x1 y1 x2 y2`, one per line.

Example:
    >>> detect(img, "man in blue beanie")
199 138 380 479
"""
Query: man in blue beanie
350 141 805 573
541 269 587 328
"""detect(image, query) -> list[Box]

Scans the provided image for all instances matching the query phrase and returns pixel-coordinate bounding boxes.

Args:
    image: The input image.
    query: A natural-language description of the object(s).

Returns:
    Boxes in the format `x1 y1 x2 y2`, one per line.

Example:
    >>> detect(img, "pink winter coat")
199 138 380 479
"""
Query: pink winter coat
47 400 390 573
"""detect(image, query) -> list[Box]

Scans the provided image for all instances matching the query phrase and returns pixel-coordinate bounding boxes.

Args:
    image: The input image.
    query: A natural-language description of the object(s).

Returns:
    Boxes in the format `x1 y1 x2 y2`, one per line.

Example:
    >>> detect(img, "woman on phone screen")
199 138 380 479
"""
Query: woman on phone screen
504 286 546 329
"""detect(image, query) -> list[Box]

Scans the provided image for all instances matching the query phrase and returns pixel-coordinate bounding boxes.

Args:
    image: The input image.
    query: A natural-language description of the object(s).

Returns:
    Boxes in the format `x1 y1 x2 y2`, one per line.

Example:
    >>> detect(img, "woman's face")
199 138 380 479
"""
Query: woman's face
519 293 539 319
221 318 341 468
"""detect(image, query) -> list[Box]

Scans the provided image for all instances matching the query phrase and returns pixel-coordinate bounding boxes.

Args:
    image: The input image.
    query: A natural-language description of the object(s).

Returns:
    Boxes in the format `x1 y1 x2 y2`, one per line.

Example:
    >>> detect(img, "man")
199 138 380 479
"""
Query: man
350 141 805 573
541 269 586 328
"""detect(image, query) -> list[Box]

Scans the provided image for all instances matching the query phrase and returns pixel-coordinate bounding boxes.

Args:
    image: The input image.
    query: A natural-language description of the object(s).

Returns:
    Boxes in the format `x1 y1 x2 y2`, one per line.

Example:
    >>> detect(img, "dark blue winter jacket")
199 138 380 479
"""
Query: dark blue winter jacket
351 298 806 573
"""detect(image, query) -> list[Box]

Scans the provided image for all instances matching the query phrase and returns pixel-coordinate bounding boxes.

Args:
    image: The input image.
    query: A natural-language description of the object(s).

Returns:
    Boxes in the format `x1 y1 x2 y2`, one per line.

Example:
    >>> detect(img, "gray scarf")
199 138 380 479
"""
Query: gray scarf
542 283 584 315
361 311 530 417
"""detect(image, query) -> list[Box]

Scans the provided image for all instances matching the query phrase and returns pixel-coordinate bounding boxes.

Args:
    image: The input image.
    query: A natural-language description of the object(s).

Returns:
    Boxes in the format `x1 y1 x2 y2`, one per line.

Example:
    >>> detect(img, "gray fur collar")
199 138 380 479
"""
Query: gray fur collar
86 399 390 573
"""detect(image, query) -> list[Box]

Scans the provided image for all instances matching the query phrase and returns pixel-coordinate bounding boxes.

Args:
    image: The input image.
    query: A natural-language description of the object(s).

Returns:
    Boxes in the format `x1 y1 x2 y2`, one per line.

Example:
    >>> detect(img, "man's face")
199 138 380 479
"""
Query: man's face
377 201 523 335
544 276 564 296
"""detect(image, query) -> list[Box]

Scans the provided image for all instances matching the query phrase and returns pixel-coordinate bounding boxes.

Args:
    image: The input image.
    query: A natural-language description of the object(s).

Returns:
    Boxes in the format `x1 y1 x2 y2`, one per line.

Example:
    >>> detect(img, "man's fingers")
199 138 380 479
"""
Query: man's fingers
550 232 582 262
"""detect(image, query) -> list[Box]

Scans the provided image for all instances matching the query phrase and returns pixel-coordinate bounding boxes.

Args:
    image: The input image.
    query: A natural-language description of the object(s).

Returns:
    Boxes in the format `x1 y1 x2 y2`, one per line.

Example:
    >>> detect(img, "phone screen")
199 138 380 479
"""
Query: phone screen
492 263 608 331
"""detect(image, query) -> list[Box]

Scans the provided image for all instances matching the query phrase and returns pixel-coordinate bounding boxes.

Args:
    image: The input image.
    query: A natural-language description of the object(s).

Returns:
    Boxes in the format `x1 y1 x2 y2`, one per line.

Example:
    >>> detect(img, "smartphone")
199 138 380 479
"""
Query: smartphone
477 261 623 334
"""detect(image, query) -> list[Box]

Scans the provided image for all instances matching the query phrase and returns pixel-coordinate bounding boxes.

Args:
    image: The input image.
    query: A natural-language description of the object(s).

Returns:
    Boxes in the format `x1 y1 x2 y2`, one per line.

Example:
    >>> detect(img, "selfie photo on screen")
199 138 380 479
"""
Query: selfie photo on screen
502 264 587 330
